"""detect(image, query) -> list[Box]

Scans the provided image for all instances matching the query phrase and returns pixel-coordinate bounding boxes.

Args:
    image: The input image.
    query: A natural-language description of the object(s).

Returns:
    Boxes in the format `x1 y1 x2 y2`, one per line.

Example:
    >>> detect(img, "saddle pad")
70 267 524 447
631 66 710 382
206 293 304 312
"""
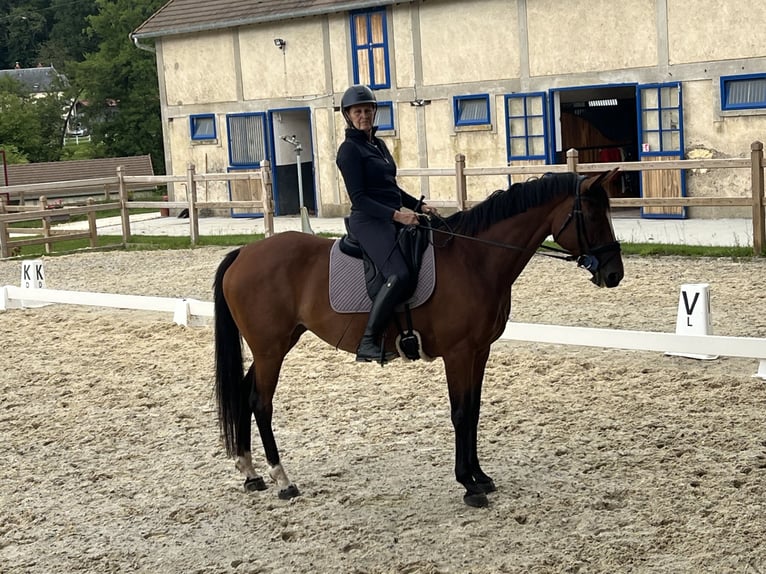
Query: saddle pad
329 240 436 313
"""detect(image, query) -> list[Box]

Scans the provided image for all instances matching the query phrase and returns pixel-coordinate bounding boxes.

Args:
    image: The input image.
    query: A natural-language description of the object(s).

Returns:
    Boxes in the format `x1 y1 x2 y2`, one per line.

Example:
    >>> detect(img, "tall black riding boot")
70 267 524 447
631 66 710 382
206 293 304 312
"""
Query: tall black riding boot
356 275 404 364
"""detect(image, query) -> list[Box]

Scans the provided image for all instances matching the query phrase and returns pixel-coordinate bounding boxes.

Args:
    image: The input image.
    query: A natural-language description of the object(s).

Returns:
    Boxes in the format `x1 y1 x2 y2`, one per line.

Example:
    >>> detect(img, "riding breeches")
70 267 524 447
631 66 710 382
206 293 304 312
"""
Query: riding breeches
347 211 413 288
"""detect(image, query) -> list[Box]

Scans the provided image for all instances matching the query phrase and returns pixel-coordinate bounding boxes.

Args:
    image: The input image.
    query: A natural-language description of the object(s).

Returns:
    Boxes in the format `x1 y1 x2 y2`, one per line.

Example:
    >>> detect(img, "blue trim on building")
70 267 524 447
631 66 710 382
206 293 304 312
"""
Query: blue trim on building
453 94 490 126
190 113 216 140
350 8 390 89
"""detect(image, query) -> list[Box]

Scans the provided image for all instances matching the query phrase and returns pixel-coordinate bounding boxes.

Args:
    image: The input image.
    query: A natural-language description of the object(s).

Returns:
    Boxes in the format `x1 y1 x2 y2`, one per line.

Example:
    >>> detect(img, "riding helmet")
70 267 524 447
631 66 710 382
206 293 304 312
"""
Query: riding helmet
341 84 377 125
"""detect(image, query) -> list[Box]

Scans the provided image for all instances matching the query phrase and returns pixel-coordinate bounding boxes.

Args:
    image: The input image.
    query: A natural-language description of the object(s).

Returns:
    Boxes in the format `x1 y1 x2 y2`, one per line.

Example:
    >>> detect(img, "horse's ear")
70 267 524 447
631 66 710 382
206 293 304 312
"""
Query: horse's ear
583 168 621 198
592 168 620 187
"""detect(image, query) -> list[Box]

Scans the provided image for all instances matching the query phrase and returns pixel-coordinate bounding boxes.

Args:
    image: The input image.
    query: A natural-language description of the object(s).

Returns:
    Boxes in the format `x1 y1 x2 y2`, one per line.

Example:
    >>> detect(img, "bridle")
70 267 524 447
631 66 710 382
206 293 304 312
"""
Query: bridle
551 175 622 276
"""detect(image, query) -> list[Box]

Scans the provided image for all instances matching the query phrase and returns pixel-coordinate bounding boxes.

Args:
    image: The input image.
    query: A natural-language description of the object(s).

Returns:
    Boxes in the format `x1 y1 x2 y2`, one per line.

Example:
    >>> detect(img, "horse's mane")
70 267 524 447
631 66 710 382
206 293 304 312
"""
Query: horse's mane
434 172 581 236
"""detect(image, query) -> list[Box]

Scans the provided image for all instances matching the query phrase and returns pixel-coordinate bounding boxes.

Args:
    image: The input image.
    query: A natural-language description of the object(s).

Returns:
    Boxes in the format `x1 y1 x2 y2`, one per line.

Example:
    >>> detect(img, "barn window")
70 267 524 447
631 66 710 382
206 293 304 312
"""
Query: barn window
374 101 394 131
190 114 216 140
350 8 390 89
504 93 547 161
454 95 491 127
721 74 766 110
640 85 681 153
226 112 267 167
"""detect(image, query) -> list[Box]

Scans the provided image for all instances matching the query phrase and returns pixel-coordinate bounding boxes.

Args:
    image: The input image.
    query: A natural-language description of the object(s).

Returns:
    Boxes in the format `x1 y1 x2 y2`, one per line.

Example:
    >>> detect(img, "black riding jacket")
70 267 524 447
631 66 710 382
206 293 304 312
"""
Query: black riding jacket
336 126 420 221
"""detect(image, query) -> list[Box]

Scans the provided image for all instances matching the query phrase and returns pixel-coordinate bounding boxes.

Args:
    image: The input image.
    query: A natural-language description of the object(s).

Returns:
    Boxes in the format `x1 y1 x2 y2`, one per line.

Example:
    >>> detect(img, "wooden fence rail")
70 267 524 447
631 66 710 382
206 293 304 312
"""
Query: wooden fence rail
1 145 765 257
399 141 765 254
0 162 275 258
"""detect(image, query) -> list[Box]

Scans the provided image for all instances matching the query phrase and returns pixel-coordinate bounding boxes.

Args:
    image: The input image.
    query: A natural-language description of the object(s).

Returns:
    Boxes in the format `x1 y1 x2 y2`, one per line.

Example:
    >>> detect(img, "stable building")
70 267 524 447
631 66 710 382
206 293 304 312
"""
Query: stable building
131 0 766 219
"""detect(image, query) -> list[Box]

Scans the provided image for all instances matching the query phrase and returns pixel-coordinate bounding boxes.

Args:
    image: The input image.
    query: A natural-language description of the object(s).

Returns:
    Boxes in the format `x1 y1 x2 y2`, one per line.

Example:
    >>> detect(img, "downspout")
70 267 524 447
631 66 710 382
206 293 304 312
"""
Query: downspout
131 34 156 53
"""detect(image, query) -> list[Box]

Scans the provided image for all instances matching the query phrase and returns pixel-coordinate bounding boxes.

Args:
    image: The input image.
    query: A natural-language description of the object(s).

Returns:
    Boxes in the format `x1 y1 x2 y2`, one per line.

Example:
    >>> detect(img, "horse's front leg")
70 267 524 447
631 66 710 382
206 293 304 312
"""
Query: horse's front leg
252 355 300 500
468 348 495 495
444 347 493 508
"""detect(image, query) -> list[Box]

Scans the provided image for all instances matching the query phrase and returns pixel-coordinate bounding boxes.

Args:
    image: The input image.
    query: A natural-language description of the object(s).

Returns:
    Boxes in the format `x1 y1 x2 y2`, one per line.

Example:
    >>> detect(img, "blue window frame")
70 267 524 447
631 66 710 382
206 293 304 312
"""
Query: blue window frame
639 84 682 154
504 93 547 161
350 8 390 89
454 94 491 126
226 112 267 167
374 101 394 130
190 114 216 140
721 73 766 110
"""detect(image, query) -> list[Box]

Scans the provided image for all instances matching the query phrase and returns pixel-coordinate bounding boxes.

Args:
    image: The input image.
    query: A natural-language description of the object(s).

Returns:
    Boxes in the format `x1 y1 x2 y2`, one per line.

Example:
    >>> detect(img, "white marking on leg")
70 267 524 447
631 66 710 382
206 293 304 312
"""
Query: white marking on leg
235 451 261 480
268 463 293 490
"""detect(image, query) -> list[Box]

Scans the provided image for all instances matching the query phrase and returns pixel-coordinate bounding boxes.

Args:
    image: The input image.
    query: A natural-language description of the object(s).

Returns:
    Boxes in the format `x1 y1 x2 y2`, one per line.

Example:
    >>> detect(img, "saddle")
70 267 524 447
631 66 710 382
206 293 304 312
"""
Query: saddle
338 218 431 299
330 219 435 361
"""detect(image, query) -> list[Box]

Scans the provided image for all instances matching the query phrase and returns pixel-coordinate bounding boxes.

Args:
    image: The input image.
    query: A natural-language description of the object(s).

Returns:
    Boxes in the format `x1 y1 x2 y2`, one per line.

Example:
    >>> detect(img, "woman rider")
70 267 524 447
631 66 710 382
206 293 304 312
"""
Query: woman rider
336 84 438 363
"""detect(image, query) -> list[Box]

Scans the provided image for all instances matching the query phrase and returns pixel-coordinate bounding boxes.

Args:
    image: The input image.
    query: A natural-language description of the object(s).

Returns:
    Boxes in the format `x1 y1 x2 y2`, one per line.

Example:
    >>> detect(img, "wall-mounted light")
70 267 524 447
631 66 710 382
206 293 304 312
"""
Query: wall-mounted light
410 99 431 107
274 38 286 50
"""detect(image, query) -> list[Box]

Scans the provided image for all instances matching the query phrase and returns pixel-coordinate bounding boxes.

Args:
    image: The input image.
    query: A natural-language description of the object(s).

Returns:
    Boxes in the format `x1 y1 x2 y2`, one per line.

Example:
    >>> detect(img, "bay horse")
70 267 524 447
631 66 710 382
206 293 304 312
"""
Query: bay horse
213 170 624 507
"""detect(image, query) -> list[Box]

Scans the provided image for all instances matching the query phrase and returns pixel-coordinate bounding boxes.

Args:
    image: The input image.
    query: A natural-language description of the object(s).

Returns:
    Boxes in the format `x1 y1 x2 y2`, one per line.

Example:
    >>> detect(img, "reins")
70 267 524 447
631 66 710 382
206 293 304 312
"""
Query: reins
417 217 578 263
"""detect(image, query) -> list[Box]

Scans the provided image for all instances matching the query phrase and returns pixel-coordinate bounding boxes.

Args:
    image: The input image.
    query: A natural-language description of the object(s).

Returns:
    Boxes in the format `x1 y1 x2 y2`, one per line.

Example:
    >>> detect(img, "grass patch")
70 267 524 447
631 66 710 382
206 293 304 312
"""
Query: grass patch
621 243 756 258
5 234 760 260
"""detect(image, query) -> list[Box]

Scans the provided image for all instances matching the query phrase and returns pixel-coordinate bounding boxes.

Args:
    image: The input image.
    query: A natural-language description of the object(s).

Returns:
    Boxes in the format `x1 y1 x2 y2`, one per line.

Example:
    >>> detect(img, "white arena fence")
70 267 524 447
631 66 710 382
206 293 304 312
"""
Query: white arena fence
1 284 765 379
0 285 213 327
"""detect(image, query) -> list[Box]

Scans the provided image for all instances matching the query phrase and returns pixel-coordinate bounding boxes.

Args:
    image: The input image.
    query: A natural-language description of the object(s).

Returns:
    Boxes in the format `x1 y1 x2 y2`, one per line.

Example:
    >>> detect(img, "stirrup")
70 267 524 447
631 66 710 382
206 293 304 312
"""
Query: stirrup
356 339 396 365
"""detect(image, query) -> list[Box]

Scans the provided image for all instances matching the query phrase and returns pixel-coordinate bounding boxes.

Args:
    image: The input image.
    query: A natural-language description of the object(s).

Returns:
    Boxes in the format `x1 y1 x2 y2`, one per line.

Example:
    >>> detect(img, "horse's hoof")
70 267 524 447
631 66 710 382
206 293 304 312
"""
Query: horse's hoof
463 492 489 508
477 479 496 494
244 477 267 492
278 484 301 500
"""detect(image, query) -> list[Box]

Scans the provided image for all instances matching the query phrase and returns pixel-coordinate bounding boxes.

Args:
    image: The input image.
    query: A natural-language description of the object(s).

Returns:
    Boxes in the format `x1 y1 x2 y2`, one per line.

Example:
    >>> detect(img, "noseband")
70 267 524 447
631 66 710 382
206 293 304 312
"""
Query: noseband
552 176 621 276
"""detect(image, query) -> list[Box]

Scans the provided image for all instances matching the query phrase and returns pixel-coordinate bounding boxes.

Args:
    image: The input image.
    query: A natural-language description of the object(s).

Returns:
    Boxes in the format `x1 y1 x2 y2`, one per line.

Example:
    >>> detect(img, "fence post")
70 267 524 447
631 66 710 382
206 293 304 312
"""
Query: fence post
751 141 765 255
118 166 131 244
187 163 199 245
0 195 8 258
86 197 98 248
455 154 466 211
261 160 275 237
40 196 52 254
566 148 580 173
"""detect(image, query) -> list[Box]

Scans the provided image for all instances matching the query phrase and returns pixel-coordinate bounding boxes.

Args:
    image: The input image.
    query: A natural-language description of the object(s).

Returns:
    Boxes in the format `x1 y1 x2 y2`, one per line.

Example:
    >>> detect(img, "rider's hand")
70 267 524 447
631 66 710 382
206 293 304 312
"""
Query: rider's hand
421 204 439 216
393 209 419 226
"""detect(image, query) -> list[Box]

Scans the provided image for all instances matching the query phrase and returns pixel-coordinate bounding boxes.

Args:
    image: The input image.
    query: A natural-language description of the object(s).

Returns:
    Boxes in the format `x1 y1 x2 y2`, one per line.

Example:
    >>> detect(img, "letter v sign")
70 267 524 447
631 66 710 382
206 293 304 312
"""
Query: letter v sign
682 291 700 326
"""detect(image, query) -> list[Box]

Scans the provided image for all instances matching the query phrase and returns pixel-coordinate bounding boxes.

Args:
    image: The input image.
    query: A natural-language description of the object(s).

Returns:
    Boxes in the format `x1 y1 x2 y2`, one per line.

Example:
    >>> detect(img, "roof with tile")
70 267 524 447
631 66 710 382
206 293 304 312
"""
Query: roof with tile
0 66 68 94
5 156 156 193
132 0 410 38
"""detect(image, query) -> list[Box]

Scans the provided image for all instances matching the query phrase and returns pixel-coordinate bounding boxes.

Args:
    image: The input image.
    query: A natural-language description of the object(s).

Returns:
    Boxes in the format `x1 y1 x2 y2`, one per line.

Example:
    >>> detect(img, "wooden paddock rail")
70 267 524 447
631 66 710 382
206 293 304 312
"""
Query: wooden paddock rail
0 162 275 257
1 146 764 256
400 140 765 254
117 161 275 245
0 197 103 257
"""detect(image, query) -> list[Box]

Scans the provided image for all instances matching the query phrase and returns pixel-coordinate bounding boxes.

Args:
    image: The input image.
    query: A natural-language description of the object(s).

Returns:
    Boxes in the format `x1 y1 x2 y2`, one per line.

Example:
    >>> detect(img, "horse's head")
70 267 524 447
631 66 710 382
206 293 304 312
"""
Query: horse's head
551 169 624 288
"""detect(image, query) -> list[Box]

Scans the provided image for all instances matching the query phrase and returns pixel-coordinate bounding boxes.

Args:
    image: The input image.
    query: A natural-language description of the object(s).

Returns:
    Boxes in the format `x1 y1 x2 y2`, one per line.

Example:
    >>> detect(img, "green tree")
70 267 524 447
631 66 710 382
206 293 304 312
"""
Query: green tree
74 0 166 173
0 1 50 68
46 0 99 64
0 75 67 162
0 143 29 164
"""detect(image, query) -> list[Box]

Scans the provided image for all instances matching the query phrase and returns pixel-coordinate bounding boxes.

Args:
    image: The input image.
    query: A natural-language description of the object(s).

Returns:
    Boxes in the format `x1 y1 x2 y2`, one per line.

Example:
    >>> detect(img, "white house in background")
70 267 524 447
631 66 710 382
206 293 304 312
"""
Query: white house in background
0 64 88 138
0 64 64 95
131 0 766 219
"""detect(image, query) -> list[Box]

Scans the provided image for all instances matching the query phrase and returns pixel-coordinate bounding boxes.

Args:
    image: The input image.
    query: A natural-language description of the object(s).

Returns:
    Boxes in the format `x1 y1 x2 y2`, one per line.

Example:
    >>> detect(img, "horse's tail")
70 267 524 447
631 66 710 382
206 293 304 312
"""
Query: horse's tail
213 248 244 457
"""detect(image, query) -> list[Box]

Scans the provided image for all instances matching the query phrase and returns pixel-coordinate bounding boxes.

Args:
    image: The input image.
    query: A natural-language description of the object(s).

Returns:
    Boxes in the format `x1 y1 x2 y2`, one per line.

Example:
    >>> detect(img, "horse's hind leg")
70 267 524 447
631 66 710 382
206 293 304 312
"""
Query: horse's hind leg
234 365 268 492
252 354 300 500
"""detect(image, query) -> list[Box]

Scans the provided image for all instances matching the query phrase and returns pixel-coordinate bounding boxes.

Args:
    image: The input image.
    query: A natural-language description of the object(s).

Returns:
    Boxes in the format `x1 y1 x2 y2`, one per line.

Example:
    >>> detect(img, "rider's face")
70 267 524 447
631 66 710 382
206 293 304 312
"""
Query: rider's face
348 104 375 133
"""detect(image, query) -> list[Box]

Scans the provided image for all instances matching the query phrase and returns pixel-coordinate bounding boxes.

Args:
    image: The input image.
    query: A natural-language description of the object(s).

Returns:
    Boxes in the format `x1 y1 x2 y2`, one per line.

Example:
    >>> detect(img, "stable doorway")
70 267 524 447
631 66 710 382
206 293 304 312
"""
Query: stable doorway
269 108 317 216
